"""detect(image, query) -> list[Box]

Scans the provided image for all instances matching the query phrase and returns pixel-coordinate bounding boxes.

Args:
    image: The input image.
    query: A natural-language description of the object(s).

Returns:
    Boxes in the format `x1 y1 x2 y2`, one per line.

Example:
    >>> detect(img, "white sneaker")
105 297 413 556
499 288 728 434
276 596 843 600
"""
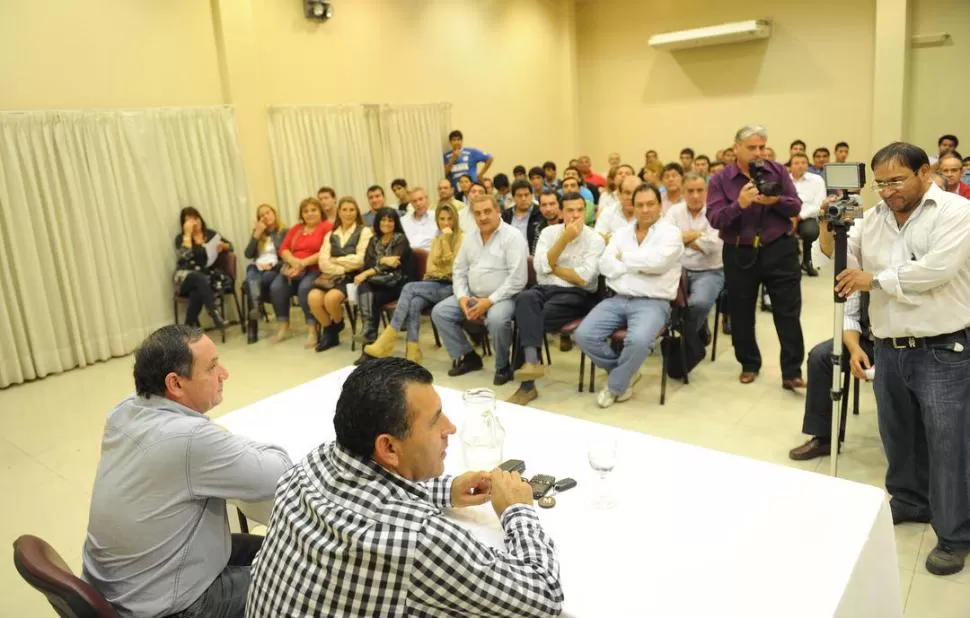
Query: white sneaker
596 387 617 408
616 372 642 402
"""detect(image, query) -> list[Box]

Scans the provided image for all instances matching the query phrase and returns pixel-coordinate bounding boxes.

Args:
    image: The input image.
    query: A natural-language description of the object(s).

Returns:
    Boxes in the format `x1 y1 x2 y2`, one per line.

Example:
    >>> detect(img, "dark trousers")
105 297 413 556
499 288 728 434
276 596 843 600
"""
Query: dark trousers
515 285 591 349
797 218 820 265
358 280 404 343
722 235 805 379
874 335 970 547
801 337 875 440
178 271 217 327
166 534 263 618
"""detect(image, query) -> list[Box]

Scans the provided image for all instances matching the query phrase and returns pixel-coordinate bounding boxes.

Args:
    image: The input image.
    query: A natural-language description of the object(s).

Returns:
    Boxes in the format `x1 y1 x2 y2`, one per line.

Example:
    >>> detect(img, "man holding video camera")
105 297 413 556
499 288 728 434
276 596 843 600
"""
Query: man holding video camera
820 142 970 577
707 124 805 388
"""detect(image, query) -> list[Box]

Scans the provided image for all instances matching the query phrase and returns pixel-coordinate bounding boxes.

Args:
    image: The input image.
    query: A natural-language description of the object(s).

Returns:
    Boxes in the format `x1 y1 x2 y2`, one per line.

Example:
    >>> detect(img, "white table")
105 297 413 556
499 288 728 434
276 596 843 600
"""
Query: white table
219 367 902 618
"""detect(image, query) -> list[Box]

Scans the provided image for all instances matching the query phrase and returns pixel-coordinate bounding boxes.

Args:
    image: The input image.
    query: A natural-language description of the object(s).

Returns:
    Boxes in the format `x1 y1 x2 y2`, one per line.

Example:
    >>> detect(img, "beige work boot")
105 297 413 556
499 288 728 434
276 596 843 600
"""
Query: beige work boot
406 341 424 364
364 327 399 358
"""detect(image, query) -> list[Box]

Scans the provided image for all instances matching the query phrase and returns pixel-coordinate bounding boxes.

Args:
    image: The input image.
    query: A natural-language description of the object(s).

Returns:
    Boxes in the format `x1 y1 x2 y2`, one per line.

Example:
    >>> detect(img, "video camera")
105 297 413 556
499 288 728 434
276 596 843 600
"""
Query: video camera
749 160 783 197
822 163 866 227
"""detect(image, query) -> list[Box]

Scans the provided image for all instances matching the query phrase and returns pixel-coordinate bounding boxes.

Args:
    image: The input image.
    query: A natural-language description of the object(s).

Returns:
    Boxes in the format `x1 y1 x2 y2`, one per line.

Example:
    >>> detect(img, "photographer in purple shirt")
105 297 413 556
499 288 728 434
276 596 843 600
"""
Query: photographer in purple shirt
706 124 806 389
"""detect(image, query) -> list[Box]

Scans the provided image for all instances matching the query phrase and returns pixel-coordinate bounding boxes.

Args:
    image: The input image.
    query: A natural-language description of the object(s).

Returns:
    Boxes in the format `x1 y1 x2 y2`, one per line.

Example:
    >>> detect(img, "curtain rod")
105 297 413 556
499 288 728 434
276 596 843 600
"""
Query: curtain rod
0 105 236 116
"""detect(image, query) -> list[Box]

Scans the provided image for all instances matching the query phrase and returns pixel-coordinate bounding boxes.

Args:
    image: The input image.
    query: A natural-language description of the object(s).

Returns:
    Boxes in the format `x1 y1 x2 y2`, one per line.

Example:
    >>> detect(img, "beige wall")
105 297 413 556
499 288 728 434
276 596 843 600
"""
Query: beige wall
574 0 876 169
906 0 970 155
0 0 223 109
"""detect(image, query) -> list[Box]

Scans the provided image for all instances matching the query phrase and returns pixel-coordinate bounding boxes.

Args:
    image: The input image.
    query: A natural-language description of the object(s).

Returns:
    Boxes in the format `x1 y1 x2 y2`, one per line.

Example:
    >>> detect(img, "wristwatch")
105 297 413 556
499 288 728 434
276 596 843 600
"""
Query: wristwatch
871 277 882 291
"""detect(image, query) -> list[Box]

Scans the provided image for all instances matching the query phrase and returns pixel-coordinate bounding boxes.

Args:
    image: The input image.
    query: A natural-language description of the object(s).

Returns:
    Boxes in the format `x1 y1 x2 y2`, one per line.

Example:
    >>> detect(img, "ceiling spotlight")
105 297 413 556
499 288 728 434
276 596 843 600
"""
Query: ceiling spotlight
304 0 333 21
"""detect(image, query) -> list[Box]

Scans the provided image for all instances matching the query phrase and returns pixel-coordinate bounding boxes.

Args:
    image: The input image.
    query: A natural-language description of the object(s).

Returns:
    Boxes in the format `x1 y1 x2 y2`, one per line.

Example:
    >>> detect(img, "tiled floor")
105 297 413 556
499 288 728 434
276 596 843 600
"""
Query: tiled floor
1 264 967 616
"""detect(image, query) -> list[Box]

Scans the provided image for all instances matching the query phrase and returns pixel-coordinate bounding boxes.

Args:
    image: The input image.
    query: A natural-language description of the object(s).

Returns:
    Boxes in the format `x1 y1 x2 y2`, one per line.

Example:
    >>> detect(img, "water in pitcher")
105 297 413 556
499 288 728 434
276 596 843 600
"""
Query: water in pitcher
460 388 505 471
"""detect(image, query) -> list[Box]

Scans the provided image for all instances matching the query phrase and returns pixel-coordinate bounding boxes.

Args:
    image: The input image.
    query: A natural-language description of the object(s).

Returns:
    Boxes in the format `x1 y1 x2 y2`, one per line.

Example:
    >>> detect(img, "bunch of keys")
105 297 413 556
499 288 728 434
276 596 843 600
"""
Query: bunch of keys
537 478 577 509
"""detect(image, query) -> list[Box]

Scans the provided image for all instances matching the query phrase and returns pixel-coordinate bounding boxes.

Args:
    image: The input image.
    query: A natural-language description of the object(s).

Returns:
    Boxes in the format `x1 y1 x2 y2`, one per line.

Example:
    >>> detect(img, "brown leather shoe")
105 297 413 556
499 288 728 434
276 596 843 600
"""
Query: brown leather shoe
789 437 836 461
739 371 758 384
507 386 539 406
782 377 807 391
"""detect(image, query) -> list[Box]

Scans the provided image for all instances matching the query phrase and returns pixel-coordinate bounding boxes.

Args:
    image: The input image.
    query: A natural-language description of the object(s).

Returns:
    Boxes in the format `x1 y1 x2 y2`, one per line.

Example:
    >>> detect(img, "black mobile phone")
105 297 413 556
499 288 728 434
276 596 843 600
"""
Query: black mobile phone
529 474 556 499
554 478 577 493
498 459 526 475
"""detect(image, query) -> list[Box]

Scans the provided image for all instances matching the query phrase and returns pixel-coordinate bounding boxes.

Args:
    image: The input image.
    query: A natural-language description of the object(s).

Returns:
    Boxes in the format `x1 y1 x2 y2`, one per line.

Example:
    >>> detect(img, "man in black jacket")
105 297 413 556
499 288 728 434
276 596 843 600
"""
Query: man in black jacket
502 179 544 255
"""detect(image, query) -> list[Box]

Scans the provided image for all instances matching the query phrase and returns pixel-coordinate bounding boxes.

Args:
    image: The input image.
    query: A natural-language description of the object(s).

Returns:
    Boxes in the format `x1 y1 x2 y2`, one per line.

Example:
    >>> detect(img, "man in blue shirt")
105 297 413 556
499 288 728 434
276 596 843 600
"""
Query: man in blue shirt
444 129 493 189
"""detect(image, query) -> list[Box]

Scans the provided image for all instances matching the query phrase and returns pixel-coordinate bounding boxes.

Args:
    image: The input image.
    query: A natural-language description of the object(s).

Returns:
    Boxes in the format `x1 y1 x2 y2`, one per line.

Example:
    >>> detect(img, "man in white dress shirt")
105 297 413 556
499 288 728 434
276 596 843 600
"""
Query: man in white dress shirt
431 194 528 385
594 175 639 243
663 173 724 371
661 162 685 214
823 142 970 577
790 153 827 276
508 192 606 406
576 183 684 408
401 187 438 250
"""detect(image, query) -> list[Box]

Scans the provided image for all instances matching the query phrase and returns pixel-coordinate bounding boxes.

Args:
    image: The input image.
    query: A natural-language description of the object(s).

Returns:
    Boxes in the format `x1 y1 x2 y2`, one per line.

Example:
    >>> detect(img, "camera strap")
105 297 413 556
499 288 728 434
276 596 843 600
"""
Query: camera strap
734 207 765 270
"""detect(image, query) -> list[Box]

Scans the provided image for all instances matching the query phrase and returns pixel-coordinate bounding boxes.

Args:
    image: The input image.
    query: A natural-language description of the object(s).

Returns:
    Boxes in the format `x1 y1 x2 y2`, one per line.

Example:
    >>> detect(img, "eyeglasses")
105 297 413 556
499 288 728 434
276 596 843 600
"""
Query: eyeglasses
871 179 908 192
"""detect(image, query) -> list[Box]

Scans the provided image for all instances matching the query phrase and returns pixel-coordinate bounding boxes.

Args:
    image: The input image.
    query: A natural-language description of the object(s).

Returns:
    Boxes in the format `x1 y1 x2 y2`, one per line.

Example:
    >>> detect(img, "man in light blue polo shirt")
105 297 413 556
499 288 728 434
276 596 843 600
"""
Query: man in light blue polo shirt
443 129 493 189
82 325 292 618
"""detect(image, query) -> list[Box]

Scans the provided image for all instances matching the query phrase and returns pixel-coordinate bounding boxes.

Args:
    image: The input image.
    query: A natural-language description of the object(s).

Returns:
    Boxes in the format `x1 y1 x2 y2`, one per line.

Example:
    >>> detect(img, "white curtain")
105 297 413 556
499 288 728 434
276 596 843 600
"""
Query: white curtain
267 105 379 216
267 103 451 211
377 103 452 195
0 107 249 388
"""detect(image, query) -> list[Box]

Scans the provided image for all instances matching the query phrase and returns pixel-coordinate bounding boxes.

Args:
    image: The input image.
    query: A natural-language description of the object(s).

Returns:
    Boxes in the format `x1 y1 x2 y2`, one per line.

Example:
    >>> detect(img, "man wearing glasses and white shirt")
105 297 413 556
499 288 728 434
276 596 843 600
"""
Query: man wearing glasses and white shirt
821 142 970 577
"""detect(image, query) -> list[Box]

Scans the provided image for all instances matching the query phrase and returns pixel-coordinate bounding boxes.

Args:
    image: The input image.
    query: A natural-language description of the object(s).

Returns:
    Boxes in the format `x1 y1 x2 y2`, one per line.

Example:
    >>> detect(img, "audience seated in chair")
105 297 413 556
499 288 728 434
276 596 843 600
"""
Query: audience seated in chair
575 183 684 408
661 163 685 214
432 194 528 386
663 172 724 372
366 203 464 363
562 166 597 225
246 359 563 618
437 178 470 230
269 197 333 347
502 179 544 255
401 186 438 250
596 163 635 222
82 325 291 618
362 184 387 227
243 203 288 323
352 207 411 359
391 177 411 215
508 192 605 406
309 197 372 352
317 186 338 223
173 206 233 335
594 175 639 243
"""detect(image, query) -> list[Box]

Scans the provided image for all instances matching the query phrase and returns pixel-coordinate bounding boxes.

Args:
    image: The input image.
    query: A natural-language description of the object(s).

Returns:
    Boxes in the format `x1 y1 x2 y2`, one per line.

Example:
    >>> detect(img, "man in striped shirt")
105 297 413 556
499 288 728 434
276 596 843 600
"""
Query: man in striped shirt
246 359 563 617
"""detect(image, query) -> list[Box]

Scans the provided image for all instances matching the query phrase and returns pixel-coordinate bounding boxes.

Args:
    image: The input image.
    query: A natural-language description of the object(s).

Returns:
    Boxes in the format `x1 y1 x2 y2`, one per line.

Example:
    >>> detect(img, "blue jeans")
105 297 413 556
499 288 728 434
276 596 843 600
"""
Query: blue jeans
575 296 671 396
874 335 970 547
684 269 724 365
268 271 317 325
390 281 453 341
166 534 262 618
245 266 278 312
431 295 516 372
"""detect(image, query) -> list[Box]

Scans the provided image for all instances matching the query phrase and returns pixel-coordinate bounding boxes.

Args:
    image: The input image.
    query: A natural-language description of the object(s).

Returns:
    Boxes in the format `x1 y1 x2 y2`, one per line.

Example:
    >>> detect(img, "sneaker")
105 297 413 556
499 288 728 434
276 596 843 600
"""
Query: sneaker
596 387 617 408
615 372 642 403
507 386 539 406
926 542 969 576
448 352 484 377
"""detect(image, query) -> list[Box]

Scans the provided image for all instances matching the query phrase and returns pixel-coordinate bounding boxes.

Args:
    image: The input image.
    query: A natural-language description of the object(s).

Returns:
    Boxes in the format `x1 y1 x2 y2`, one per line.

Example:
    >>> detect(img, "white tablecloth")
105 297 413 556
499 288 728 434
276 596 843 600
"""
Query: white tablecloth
219 367 902 618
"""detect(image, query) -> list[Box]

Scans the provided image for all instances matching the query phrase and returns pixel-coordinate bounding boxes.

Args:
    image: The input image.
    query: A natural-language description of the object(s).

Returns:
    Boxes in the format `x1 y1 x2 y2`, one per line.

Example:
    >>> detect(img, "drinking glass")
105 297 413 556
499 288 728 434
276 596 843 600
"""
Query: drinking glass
587 434 618 508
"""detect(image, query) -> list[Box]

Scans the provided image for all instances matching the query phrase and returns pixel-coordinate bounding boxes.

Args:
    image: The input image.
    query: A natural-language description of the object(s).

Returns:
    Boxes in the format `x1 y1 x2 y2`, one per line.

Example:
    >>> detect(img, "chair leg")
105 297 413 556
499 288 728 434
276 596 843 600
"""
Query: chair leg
240 285 249 333
589 354 596 393
711 305 720 362
660 342 668 405
231 290 243 330
578 351 586 393
840 368 850 421
678 328 689 385
543 334 552 366
236 507 250 534
217 295 227 343
173 297 179 325
431 320 442 348
852 377 860 416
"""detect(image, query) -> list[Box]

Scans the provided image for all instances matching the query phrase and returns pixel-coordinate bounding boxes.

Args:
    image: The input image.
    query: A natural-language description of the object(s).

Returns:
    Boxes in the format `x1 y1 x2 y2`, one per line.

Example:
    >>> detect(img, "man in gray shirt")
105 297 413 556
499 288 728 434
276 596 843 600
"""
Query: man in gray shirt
431 193 528 385
82 325 292 618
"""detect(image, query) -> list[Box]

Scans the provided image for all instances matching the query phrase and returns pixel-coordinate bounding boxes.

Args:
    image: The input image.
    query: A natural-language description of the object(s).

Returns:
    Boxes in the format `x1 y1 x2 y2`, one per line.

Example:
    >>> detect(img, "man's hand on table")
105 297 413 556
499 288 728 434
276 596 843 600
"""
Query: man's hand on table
451 471 492 508
489 469 534 517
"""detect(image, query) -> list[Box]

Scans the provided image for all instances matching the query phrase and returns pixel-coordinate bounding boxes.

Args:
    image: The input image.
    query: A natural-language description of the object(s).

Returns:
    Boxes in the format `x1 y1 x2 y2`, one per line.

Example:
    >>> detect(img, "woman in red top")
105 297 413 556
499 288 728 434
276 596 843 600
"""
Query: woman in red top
269 196 333 345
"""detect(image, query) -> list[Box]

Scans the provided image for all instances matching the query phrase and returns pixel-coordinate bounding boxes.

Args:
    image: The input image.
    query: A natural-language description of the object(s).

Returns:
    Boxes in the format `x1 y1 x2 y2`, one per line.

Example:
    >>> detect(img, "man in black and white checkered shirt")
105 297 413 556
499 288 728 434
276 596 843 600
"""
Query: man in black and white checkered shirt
246 358 563 617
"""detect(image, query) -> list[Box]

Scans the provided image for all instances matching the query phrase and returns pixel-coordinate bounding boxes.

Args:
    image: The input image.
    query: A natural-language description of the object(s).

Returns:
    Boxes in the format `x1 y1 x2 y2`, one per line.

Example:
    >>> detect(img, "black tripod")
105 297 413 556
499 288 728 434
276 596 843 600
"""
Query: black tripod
828 219 854 477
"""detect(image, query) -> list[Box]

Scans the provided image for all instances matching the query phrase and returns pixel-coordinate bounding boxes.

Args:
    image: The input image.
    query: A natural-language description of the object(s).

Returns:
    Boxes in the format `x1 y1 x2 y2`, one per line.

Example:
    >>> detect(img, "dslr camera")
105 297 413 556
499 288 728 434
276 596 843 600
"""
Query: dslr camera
822 163 866 227
749 160 783 197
